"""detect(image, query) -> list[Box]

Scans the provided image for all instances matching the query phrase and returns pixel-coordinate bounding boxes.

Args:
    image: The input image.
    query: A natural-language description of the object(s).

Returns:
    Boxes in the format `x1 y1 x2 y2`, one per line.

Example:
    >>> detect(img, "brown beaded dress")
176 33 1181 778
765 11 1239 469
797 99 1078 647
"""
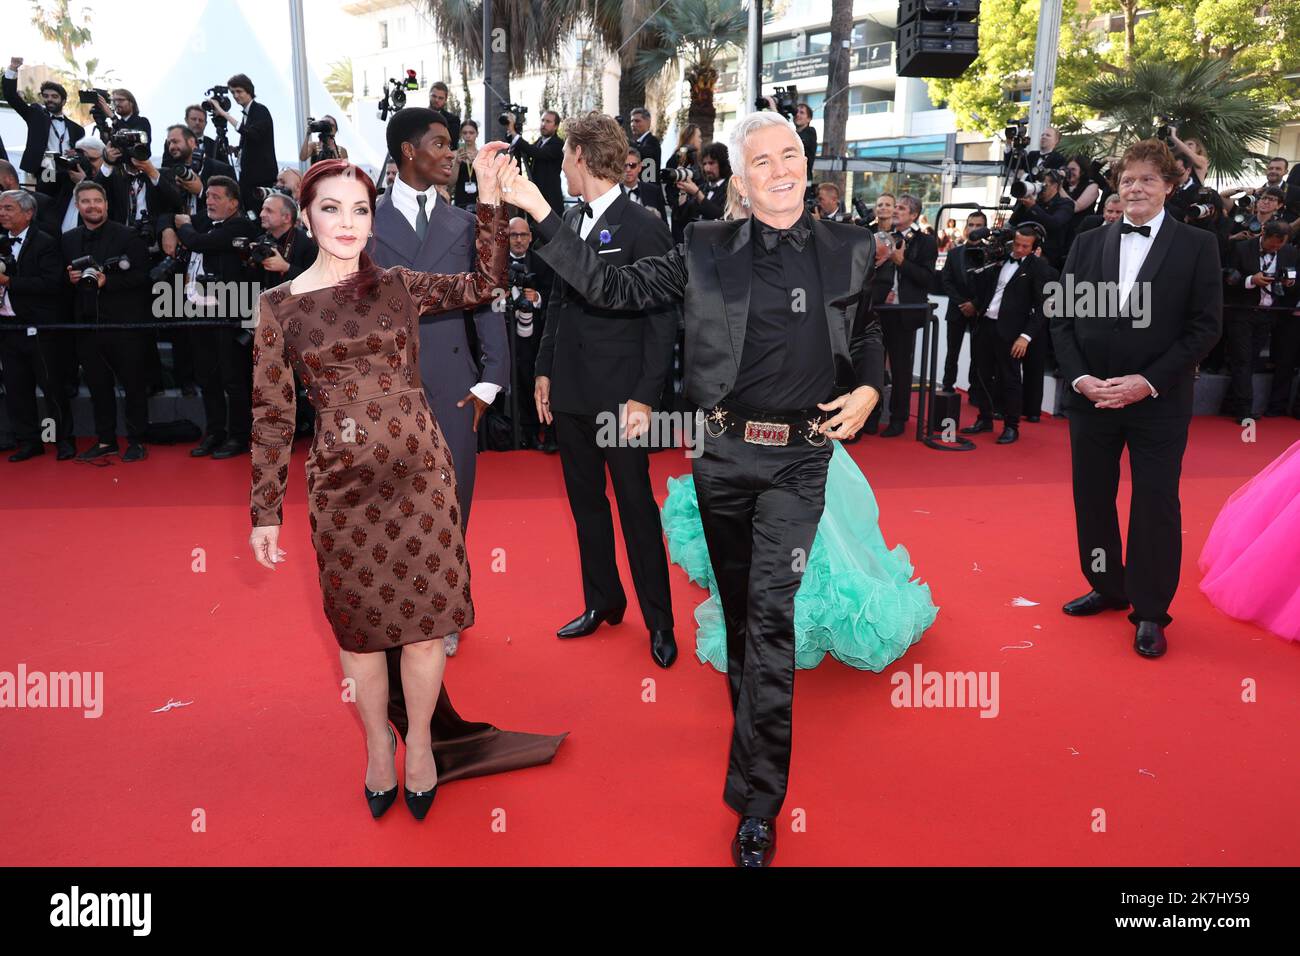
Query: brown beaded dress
249 202 566 781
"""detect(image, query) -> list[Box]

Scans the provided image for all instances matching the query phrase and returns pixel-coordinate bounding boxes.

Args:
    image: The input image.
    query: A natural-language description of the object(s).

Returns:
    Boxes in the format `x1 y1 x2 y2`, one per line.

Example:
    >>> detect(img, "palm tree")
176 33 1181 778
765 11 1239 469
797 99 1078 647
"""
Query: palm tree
547 0 664 121
423 1 566 140
632 0 747 144
324 59 353 114
1061 59 1281 179
28 0 113 126
819 0 855 196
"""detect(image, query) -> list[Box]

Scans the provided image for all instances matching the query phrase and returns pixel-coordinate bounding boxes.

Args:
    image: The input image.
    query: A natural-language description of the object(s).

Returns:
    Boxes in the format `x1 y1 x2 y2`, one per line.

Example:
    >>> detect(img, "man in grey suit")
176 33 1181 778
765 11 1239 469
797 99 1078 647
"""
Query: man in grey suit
368 107 510 660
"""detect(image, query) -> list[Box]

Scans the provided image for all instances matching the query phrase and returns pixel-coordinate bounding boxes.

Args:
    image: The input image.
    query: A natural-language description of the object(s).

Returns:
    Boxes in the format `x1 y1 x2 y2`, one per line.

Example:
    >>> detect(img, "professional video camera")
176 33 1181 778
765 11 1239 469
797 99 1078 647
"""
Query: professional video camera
79 87 114 138
499 103 529 130
757 85 799 118
203 85 232 131
232 234 280 266
68 253 132 287
378 70 419 122
110 128 150 162
1002 118 1062 202
963 225 1016 272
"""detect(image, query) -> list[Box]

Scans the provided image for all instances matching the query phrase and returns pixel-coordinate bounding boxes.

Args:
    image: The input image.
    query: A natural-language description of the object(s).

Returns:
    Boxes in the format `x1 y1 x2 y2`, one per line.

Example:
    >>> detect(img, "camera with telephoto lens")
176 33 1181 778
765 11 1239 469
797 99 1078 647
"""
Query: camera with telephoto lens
232 234 280 265
173 163 197 183
49 148 95 178
253 185 292 206
307 117 334 135
662 147 703 185
378 70 419 122
149 249 189 283
1186 187 1222 222
110 128 150 162
963 226 1016 271
69 253 132 287
498 103 529 130
757 85 799 118
507 259 537 312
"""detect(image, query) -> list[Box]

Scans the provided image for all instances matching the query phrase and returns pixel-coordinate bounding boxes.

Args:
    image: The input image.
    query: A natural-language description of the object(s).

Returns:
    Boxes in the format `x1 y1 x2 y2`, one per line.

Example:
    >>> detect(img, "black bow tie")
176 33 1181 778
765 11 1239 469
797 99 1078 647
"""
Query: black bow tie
757 221 810 253
1120 222 1151 237
574 201 594 219
10 235 22 245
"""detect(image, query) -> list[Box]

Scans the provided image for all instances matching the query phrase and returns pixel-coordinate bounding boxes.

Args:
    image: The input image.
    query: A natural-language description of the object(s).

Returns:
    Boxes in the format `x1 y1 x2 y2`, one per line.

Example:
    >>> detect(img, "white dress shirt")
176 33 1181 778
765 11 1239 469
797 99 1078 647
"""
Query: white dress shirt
389 175 500 404
1 226 31 322
1071 209 1164 398
1244 246 1277 308
578 182 621 241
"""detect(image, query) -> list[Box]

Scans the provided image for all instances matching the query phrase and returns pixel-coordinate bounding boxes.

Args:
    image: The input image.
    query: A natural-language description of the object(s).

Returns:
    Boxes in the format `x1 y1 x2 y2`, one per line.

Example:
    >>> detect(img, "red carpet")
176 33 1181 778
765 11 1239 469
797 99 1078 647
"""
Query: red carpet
2 406 1298 866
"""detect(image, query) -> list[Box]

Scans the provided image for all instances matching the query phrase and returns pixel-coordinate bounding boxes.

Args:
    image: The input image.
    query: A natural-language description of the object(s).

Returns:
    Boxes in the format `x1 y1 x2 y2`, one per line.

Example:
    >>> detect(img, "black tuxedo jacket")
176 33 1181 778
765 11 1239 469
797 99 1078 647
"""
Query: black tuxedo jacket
939 243 979 322
1053 217 1222 417
95 164 182 228
633 131 662 181
175 212 260 284
236 100 277 189
60 221 151 324
514 134 564 214
1226 238 1300 310
623 181 666 220
2 73 85 178
534 192 677 414
2 227 65 327
534 210 886 411
975 253 1057 342
895 226 938 306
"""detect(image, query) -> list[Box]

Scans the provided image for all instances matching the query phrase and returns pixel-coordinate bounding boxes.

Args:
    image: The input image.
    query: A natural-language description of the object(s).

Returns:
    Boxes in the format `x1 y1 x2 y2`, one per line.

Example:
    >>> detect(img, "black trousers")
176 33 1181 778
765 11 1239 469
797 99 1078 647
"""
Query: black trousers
78 329 150 444
970 321 1023 426
1021 334 1047 417
1267 316 1300 414
0 329 74 444
1068 409 1190 626
942 312 969 391
191 325 252 442
1222 308 1272 417
693 423 831 818
876 311 921 426
553 410 673 630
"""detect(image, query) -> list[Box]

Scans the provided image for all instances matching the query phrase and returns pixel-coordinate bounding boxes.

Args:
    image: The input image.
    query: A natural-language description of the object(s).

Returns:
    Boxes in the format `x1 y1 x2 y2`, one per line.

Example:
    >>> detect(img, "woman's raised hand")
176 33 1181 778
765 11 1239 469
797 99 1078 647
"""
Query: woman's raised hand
472 141 512 205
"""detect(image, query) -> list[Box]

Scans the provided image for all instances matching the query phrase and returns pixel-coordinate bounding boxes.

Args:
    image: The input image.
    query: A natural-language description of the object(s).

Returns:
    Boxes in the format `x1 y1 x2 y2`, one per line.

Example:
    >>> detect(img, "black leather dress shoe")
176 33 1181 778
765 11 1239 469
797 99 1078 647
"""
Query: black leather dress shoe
56 439 77 460
557 606 625 638
862 421 878 435
1134 621 1167 658
880 422 906 438
1025 414 1041 423
959 419 993 435
1062 590 1130 616
650 629 677 668
76 442 119 462
732 816 777 867
8 442 44 462
996 425 1019 444
190 434 225 457
122 442 148 463
211 438 250 459
992 412 1004 421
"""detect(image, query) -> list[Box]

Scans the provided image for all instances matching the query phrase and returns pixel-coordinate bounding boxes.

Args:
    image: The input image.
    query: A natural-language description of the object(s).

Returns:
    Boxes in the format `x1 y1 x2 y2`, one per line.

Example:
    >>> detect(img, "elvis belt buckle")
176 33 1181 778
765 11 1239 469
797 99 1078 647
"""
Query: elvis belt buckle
705 406 827 447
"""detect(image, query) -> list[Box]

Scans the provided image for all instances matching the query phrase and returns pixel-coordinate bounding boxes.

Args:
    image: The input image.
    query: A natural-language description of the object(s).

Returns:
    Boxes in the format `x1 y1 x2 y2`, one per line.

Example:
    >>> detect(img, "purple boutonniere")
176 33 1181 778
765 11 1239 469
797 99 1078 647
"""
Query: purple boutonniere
599 229 611 244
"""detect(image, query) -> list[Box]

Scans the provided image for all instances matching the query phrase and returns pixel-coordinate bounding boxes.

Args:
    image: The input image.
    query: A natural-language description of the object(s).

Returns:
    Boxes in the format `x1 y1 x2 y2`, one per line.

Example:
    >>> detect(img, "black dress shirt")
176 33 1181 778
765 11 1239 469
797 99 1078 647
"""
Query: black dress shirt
730 212 833 410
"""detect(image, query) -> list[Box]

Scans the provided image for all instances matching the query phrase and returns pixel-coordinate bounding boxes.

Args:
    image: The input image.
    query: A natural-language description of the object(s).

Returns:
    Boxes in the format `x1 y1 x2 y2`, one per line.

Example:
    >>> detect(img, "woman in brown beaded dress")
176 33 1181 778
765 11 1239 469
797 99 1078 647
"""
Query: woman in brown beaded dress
247 152 564 820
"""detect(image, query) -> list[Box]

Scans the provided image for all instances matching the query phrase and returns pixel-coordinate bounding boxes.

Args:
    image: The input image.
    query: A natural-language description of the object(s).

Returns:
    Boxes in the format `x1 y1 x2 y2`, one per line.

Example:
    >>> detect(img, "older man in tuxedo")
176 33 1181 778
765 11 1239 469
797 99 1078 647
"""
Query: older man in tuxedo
509 110 885 867
1052 139 1222 658
368 107 510 664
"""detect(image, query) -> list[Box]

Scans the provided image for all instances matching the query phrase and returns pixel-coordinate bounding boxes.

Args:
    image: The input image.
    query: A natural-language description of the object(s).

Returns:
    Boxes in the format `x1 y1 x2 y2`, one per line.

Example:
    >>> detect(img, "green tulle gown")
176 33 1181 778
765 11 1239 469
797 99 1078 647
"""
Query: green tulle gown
661 442 938 671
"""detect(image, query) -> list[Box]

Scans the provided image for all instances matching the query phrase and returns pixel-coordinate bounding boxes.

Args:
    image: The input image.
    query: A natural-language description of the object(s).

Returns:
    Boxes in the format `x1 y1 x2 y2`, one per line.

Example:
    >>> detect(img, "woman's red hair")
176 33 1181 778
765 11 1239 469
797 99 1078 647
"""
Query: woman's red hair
298 159 382 301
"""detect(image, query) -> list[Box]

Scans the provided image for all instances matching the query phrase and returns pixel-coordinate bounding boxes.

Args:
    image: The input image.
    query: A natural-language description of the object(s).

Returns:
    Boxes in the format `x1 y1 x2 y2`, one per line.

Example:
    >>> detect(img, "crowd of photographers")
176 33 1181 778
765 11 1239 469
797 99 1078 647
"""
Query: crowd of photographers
2 60 1298 463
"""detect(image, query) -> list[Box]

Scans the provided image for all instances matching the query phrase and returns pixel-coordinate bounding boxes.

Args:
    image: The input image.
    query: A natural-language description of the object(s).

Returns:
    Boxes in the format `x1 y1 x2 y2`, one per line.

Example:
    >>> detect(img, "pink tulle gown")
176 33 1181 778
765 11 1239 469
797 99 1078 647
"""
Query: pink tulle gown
1198 439 1300 642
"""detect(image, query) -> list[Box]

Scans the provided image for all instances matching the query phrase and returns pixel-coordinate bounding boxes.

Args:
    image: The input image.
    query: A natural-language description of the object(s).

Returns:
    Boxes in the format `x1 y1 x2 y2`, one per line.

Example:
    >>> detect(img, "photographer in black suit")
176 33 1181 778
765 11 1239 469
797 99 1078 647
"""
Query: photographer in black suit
674 142 730 231
962 224 1056 445
173 175 259 459
531 112 678 668
3 56 85 200
96 88 151 145
513 109 886 867
628 109 660 182
938 211 987 391
1052 139 1222 659
60 180 152 462
1223 221 1300 419
205 74 277 204
870 193 936 436
0 161 54 237
507 109 564 217
1009 167 1073 268
255 192 315 284
620 146 666 220
504 216 554 449
428 83 461 148
0 188 73 461
181 104 219 166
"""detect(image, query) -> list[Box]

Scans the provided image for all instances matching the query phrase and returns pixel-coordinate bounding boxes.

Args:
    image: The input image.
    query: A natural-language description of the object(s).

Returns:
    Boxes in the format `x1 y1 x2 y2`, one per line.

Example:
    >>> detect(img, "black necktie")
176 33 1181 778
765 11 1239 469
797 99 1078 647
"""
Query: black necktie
1120 222 1151 237
757 221 810 253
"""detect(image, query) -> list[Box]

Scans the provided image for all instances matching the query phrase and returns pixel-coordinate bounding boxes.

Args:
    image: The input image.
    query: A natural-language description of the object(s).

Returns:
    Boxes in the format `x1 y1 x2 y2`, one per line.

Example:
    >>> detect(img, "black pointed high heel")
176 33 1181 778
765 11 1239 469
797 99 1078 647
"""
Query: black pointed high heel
404 746 439 821
364 725 399 819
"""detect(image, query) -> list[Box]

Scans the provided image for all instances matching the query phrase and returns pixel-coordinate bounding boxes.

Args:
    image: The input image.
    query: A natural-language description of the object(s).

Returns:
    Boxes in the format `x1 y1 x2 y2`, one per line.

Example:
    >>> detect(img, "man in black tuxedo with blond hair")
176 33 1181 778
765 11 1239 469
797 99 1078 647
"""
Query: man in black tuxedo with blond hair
1052 138 1222 659
506 109 885 868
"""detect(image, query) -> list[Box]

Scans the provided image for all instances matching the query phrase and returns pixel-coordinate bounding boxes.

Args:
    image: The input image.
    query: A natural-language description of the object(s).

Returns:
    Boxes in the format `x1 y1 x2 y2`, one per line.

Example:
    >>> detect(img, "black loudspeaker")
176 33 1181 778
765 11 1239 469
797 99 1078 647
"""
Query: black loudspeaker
929 389 963 432
896 0 981 79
